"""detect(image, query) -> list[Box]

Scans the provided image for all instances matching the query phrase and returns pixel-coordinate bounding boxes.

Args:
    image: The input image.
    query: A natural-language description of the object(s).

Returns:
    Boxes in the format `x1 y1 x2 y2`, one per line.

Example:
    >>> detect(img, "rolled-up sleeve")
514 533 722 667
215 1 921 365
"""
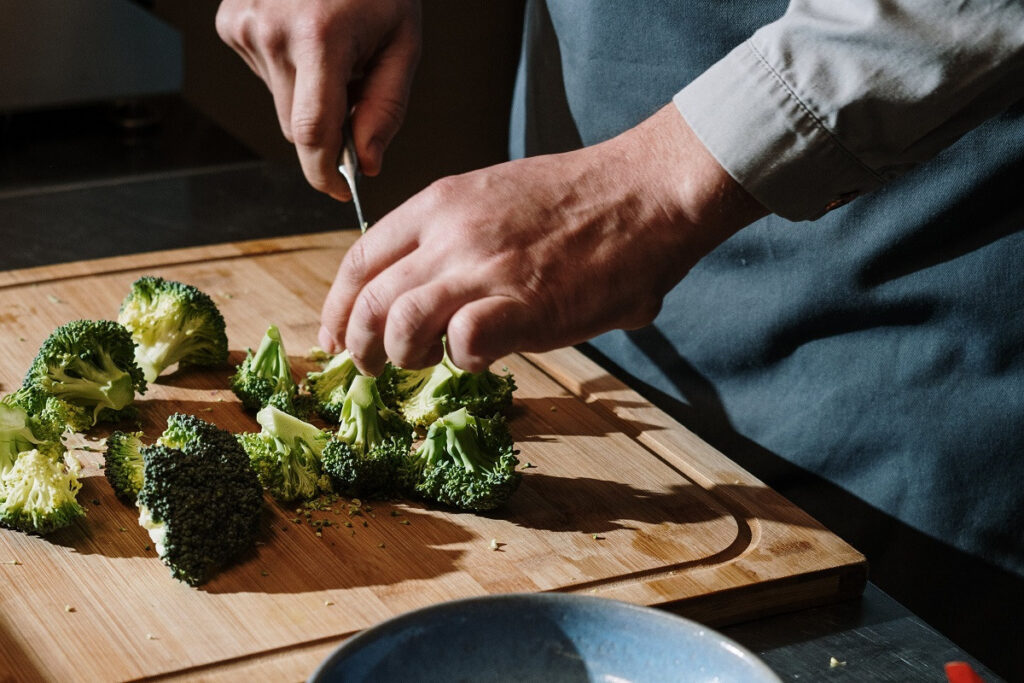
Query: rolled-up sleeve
674 0 1024 221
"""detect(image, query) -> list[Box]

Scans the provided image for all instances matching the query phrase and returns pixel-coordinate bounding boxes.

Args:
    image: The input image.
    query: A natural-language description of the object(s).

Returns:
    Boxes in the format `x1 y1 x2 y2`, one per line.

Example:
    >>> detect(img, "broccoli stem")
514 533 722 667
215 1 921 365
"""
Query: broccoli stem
48 353 135 417
251 326 294 391
337 375 386 453
441 409 487 474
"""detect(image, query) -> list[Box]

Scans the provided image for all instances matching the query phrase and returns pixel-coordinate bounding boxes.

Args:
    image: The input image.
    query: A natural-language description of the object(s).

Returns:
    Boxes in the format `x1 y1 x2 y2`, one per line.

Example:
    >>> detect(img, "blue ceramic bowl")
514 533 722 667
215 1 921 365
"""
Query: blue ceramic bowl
310 593 781 682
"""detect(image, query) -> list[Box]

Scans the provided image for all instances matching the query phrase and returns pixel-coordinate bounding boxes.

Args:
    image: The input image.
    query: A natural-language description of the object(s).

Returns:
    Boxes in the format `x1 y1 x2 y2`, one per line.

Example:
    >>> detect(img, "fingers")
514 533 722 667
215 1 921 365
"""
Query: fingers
265 60 296 141
291 51 353 200
383 281 472 369
319 227 420 357
340 252 457 375
217 0 423 201
446 296 535 372
350 25 421 176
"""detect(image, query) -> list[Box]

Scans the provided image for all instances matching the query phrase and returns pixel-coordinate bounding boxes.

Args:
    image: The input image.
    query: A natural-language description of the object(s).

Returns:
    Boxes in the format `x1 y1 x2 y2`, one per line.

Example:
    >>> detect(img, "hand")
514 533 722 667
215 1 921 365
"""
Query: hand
216 0 421 199
319 105 768 374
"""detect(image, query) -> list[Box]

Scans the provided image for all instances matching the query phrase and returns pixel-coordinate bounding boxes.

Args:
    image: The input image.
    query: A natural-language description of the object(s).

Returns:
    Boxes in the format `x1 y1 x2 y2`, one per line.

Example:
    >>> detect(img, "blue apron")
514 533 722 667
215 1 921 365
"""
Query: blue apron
510 1 1024 676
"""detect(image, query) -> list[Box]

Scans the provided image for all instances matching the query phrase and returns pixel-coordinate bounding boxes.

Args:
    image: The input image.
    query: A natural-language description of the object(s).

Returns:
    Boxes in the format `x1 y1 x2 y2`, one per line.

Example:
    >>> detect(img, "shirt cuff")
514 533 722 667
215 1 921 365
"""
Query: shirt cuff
673 40 884 222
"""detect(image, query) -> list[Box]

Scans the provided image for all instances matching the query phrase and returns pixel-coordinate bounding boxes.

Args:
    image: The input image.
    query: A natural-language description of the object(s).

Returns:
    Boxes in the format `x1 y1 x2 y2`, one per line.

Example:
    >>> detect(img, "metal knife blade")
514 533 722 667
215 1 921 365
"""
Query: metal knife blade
337 115 367 232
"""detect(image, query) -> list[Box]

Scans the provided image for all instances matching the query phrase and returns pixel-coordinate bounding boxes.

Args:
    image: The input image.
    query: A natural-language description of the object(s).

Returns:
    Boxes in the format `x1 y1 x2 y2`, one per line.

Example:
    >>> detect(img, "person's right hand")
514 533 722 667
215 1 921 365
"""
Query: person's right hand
216 0 422 200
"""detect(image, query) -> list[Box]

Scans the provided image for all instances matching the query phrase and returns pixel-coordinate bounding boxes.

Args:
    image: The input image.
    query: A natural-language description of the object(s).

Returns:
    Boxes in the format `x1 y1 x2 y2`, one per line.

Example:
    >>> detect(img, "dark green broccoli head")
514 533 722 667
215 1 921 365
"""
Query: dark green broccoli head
104 430 145 504
264 389 316 420
400 407 520 512
237 405 330 502
117 276 229 384
305 349 361 422
23 319 146 427
137 415 263 586
320 375 413 498
0 448 84 535
230 325 297 413
322 437 407 498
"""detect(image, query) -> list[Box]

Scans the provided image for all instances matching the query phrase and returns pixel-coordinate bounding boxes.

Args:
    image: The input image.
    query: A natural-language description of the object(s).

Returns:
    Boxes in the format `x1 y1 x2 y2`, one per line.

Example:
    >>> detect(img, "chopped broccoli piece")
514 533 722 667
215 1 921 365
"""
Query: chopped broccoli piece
230 325 299 414
117 276 229 384
383 351 515 428
441 354 516 419
0 402 38 477
265 389 316 420
237 405 331 502
305 349 362 422
104 430 145 504
400 407 521 511
387 362 458 428
0 449 84 535
5 386 90 438
0 396 67 476
136 414 263 586
22 320 146 427
321 375 413 498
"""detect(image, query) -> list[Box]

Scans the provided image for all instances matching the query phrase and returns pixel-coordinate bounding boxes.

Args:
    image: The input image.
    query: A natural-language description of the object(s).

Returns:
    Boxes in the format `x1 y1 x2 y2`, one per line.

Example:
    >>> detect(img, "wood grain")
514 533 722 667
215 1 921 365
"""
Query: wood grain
0 232 866 682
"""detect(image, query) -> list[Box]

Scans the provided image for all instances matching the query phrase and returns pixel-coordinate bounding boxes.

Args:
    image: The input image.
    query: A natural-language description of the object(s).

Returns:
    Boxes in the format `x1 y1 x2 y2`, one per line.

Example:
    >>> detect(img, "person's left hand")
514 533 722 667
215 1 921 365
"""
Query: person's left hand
319 105 767 375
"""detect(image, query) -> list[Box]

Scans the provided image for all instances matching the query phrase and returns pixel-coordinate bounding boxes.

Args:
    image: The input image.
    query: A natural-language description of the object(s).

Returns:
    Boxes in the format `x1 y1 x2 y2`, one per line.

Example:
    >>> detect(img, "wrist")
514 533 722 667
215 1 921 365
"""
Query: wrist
611 104 768 259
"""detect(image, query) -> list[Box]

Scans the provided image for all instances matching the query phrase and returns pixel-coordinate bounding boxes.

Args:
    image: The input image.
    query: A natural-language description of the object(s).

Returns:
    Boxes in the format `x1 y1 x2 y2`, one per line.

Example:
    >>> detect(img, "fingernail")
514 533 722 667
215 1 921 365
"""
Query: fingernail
318 325 341 354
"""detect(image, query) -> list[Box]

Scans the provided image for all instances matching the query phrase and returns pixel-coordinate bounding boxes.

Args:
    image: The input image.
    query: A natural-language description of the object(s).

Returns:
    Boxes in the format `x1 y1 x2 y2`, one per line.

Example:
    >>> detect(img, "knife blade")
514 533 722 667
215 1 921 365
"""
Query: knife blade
337 115 367 232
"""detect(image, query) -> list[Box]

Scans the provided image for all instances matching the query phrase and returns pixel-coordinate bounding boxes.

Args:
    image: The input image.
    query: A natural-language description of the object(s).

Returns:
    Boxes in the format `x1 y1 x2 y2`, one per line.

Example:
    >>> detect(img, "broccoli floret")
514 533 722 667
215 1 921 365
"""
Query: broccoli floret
305 349 361 422
441 354 516 419
265 389 316 420
388 362 458 428
117 276 229 384
136 414 263 586
384 352 515 429
0 396 68 476
400 407 520 511
5 386 90 438
321 375 413 498
22 320 146 427
0 449 84 534
230 325 299 414
237 405 331 502
104 430 145 504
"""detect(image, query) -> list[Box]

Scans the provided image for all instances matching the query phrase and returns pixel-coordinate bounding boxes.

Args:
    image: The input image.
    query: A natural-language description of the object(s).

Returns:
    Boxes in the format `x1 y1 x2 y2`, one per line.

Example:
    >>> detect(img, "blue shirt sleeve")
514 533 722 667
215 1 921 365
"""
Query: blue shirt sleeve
674 0 1024 221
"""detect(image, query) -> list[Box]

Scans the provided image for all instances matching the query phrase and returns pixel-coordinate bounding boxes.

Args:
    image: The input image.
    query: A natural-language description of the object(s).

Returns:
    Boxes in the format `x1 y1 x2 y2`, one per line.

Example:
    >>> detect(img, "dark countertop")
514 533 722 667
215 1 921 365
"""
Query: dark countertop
0 161 1002 682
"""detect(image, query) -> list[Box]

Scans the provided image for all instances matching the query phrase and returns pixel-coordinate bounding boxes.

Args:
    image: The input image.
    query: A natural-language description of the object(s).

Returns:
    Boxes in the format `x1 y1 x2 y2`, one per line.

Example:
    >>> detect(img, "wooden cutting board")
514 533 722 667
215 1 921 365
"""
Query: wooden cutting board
0 232 866 682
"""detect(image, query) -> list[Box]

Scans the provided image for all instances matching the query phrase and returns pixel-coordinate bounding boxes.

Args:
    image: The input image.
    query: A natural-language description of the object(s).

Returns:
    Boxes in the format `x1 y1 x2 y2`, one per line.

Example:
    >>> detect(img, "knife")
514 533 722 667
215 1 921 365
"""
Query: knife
337 115 368 233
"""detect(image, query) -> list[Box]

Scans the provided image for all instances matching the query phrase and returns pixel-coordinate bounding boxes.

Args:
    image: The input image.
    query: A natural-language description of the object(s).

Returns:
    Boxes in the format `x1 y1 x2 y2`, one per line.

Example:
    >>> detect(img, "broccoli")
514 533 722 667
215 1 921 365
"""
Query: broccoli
117 276 229 384
305 349 361 422
104 430 145 504
399 407 521 511
22 320 146 427
385 362 457 428
321 375 413 498
441 354 516 419
385 352 515 429
0 395 68 476
230 325 300 414
4 386 90 437
0 449 84 535
136 414 263 586
237 405 331 502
